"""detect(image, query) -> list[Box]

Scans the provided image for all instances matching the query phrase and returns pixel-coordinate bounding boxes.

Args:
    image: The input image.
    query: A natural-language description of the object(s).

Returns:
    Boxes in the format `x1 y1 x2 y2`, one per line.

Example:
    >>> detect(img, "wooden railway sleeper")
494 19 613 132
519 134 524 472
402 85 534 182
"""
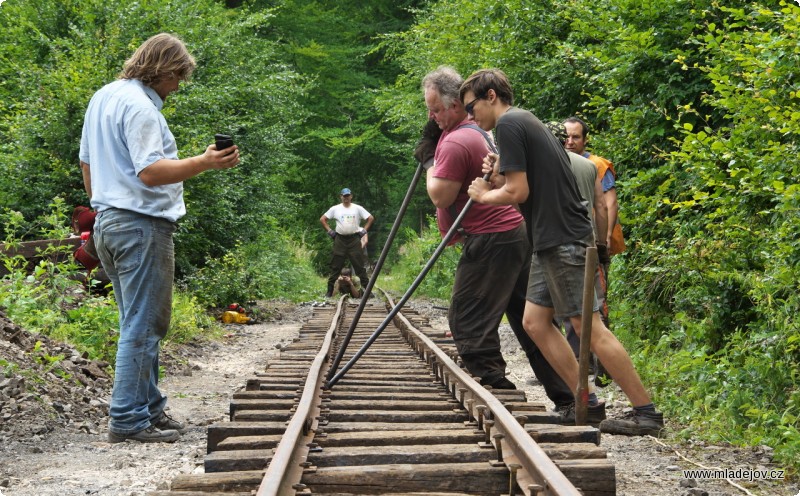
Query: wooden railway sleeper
156 298 609 496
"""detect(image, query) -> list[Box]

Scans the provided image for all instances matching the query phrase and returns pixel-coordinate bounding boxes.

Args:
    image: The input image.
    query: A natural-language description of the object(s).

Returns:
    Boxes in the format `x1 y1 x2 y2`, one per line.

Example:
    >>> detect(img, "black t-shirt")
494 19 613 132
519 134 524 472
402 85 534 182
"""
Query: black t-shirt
496 108 592 251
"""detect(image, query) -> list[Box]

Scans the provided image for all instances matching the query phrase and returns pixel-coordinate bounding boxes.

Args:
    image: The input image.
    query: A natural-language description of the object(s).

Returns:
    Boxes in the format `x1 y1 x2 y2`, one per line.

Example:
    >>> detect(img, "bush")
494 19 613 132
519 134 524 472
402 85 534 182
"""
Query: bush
381 216 458 301
0 207 224 368
182 217 323 307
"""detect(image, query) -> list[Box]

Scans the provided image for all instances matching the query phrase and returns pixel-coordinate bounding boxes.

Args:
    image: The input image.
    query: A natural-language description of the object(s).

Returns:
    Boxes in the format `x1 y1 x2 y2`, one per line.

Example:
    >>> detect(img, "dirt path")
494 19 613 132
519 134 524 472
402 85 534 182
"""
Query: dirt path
0 300 794 495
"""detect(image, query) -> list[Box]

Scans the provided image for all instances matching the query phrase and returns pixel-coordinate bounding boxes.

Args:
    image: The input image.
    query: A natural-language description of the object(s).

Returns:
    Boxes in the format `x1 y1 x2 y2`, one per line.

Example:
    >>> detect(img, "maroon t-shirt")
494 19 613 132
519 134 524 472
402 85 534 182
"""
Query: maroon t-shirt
433 119 523 243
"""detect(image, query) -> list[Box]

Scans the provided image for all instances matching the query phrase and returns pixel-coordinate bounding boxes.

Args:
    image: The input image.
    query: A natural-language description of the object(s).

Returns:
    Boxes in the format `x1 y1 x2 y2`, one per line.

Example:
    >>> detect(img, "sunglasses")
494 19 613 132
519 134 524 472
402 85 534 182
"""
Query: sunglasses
464 96 482 115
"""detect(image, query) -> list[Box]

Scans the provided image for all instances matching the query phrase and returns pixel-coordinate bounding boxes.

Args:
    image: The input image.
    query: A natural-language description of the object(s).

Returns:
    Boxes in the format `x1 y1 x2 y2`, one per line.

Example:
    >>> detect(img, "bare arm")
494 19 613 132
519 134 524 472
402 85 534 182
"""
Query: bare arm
605 188 619 247
349 279 361 297
138 145 240 187
426 167 462 209
363 215 375 232
468 169 529 206
80 161 92 199
320 215 333 232
593 171 609 247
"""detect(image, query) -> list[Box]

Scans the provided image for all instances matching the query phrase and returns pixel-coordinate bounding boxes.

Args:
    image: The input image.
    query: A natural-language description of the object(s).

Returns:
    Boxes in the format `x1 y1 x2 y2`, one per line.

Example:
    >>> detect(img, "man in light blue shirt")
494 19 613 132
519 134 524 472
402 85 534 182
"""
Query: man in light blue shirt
79 33 240 443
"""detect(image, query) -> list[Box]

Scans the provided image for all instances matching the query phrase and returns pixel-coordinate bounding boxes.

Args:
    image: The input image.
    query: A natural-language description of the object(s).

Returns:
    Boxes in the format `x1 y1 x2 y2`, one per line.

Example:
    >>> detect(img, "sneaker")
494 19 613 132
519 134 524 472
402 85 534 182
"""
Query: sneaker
154 412 188 434
600 408 665 437
108 425 180 444
557 400 607 426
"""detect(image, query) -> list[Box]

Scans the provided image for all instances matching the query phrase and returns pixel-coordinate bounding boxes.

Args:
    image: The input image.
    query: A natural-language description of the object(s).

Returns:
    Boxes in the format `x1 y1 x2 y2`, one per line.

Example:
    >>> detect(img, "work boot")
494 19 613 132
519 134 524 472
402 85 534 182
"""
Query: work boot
482 376 517 390
600 408 664 437
154 411 188 434
557 400 607 426
108 425 180 443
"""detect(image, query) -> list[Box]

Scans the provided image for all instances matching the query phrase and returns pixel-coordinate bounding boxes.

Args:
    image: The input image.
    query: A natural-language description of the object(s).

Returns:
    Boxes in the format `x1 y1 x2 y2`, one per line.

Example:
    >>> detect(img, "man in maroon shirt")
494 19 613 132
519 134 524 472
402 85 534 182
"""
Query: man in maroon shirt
417 67 575 412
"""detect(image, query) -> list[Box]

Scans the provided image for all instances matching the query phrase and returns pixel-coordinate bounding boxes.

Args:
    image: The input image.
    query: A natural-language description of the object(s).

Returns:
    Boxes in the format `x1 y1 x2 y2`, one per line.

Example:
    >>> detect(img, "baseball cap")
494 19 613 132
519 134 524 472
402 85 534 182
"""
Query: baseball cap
340 188 352 195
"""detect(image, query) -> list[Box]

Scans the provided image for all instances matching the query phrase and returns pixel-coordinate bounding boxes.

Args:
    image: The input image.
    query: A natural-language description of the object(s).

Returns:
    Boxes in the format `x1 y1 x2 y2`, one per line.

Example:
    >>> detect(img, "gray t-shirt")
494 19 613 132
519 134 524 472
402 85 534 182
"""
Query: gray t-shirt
567 151 599 239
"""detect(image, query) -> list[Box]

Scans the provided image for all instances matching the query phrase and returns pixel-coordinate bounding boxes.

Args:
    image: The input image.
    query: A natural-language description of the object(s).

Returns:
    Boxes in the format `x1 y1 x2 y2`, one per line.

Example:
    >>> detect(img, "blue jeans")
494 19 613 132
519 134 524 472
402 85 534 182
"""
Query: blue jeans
94 208 176 435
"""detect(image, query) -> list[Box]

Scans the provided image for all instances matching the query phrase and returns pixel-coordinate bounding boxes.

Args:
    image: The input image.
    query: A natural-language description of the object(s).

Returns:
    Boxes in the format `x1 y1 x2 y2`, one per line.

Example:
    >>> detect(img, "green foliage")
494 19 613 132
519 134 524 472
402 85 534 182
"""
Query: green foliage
162 290 224 346
1 358 19 378
0 0 310 278
183 217 324 307
0 207 226 368
383 0 800 474
3 0 800 475
270 0 423 274
382 216 458 301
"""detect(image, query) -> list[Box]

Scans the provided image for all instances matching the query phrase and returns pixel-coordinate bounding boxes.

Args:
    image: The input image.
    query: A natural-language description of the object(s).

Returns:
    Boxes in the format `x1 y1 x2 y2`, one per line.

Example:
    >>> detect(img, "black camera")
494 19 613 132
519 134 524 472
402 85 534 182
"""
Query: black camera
215 134 234 151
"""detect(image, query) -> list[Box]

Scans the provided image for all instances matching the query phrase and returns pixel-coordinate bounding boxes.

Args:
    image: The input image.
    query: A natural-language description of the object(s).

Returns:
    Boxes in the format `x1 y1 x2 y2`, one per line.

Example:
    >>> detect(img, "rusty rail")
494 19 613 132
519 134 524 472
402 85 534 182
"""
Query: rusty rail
150 293 615 496
255 296 345 495
387 292 581 496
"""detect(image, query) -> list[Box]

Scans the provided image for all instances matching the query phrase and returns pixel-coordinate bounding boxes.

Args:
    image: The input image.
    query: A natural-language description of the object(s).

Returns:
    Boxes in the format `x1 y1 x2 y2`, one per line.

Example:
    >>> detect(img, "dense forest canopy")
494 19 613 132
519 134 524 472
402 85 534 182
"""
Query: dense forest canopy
1 0 799 473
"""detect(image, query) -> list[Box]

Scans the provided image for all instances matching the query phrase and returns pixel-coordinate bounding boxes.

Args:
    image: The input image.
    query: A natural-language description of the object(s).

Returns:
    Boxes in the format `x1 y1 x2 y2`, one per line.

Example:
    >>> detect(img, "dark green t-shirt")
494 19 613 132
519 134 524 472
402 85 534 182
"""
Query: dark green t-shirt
496 108 592 251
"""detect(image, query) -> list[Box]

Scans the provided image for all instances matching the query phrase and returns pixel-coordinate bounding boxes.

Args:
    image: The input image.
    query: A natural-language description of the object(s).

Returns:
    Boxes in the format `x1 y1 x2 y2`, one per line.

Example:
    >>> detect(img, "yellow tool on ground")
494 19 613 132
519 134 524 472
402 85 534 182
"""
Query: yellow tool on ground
221 310 253 324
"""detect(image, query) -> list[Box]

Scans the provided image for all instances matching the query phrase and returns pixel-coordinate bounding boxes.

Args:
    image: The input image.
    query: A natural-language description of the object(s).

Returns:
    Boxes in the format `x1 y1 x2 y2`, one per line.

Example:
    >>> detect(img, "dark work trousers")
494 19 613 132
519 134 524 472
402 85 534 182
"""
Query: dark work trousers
327 233 369 294
448 224 574 406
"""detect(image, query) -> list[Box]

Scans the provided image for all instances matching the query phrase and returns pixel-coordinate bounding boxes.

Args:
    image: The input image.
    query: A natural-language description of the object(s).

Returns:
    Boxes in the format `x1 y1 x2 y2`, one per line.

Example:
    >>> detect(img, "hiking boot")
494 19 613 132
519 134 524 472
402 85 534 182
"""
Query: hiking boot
600 408 665 437
154 412 188 434
108 425 180 444
557 400 606 426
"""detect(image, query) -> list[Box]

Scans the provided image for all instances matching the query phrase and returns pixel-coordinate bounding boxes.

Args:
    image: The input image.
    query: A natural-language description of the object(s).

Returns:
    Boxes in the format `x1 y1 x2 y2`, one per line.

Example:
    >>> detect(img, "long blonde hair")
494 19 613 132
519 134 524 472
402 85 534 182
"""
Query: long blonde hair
120 33 196 86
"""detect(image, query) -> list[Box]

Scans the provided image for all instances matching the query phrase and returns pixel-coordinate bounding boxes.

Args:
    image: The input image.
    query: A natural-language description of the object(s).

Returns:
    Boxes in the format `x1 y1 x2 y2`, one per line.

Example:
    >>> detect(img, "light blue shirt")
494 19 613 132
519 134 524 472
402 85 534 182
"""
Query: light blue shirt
80 79 185 222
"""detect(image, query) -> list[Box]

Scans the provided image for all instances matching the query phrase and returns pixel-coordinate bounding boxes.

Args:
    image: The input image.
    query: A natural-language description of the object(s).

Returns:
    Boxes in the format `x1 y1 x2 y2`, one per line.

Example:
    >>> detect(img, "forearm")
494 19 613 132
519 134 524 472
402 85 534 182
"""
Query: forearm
80 161 92 199
475 171 528 206
138 145 239 187
476 186 516 205
593 199 608 247
320 217 332 232
605 189 619 245
363 216 374 231
593 176 608 245
138 156 208 186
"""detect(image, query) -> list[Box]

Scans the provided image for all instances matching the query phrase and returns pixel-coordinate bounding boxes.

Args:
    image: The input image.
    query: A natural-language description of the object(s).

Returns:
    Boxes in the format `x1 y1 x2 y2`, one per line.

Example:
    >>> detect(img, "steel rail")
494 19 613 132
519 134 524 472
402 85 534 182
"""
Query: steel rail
256 296 345 496
386 291 582 496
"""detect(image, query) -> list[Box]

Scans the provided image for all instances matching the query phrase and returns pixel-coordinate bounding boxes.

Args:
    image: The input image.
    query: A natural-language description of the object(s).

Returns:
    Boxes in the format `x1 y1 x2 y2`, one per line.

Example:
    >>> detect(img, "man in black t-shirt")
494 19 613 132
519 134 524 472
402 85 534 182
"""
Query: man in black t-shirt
463 68 664 437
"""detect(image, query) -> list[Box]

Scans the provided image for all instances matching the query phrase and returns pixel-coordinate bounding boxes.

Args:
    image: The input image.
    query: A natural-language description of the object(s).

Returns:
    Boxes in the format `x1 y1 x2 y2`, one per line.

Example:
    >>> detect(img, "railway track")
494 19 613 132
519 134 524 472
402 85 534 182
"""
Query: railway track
148 292 616 496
